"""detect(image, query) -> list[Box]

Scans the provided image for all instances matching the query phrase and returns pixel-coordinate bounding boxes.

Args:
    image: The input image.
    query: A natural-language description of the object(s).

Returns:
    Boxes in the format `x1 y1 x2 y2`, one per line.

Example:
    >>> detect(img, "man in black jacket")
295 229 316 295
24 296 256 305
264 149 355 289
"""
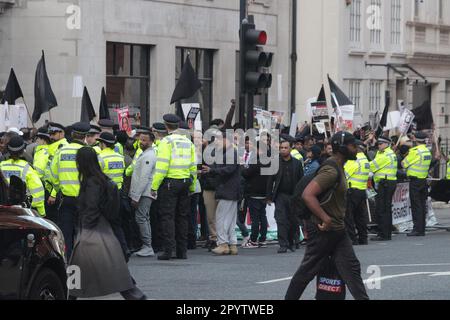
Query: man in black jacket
242 142 270 248
202 131 241 255
267 140 304 253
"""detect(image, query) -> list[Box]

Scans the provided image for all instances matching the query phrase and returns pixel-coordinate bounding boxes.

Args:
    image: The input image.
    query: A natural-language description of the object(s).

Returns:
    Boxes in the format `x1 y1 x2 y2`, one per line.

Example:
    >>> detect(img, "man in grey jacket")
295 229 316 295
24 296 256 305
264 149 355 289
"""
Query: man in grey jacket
129 129 157 257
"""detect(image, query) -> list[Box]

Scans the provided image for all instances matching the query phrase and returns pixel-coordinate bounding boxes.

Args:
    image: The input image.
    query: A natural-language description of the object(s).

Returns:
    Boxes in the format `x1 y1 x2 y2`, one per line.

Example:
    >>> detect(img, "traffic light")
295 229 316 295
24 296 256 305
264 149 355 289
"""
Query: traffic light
240 20 273 94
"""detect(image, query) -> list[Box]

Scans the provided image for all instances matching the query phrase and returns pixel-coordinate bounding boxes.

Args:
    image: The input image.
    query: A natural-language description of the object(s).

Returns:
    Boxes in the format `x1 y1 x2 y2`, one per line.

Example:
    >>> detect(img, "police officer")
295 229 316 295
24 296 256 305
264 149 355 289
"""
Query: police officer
370 136 398 241
97 132 125 190
98 119 124 156
151 114 197 260
402 132 432 237
344 140 370 245
87 125 102 154
447 155 450 180
49 122 90 257
291 136 305 167
152 122 168 148
0 136 46 216
33 127 51 181
45 122 68 197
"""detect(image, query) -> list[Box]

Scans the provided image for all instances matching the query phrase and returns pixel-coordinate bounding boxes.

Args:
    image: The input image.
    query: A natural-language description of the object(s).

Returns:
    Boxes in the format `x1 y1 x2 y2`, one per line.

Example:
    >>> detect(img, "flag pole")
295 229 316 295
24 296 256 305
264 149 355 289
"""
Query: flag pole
48 109 53 122
20 97 36 129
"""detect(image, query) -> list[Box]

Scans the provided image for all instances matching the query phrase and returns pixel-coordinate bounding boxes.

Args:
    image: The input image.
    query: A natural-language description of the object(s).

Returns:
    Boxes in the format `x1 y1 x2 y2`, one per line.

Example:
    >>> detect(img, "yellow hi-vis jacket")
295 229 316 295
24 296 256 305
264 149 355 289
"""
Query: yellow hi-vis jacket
151 133 197 192
402 144 432 179
344 152 370 190
370 147 398 183
99 148 125 190
0 159 46 216
49 142 84 197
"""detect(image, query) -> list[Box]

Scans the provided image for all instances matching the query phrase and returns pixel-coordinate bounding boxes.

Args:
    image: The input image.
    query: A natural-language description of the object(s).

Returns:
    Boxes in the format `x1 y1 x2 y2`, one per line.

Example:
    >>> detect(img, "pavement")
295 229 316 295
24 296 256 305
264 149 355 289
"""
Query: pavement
90 208 450 300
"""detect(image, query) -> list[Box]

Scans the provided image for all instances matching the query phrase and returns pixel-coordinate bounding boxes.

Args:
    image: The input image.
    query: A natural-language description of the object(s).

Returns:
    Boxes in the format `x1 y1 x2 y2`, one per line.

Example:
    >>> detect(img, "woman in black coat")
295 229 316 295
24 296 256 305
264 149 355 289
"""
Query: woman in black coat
69 147 145 299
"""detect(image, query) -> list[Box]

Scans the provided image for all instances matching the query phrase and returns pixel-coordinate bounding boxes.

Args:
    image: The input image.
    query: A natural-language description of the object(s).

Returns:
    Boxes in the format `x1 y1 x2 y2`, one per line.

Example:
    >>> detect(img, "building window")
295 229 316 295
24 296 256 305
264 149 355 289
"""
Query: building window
369 80 382 113
391 0 401 45
176 47 213 124
370 0 382 44
350 0 361 43
106 42 150 126
348 80 361 112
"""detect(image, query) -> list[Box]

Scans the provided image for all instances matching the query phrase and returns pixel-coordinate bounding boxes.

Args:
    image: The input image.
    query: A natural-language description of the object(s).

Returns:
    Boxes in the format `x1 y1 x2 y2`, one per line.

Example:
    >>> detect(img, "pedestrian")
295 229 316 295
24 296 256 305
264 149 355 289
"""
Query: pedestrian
304 145 321 176
129 129 157 257
285 131 369 300
267 139 304 253
49 122 90 257
402 132 432 237
0 136 46 217
370 136 398 241
202 131 241 255
69 147 146 300
151 114 197 260
242 141 270 249
344 140 370 245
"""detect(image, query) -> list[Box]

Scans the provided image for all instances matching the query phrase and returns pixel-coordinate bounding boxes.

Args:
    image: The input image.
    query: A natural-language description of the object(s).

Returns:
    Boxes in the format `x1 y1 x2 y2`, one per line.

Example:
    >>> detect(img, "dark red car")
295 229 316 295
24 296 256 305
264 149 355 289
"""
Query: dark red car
0 203 67 300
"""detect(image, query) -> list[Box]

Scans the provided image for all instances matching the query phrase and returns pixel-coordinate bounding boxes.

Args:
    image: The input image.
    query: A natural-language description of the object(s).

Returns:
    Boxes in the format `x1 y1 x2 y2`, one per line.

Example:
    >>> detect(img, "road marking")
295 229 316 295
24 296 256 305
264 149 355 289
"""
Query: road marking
257 270 450 285
377 263 450 267
257 277 292 284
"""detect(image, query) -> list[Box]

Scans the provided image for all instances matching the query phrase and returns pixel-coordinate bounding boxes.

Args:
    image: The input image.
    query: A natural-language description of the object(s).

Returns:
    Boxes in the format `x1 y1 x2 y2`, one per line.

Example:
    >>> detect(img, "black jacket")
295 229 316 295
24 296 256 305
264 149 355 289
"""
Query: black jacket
242 154 270 198
209 147 241 201
266 156 304 202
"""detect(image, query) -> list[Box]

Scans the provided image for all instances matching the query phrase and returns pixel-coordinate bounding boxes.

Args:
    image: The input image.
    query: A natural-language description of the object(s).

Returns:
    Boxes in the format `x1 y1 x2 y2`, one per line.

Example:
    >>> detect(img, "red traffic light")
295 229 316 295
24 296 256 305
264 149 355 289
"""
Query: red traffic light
245 29 267 45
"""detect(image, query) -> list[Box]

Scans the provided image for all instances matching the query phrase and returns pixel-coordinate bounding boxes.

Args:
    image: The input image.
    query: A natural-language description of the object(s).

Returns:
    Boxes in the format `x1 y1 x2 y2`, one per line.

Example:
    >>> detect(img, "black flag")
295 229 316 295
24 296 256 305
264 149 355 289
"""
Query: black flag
376 103 390 137
412 100 434 130
317 85 327 103
33 51 58 123
80 87 96 122
328 75 354 109
170 56 202 104
1 68 24 105
99 87 110 120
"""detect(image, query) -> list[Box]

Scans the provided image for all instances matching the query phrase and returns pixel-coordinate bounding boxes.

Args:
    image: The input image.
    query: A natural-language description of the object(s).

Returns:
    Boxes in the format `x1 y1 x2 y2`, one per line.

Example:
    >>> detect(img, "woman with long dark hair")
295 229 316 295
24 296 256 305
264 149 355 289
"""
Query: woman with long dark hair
69 147 146 300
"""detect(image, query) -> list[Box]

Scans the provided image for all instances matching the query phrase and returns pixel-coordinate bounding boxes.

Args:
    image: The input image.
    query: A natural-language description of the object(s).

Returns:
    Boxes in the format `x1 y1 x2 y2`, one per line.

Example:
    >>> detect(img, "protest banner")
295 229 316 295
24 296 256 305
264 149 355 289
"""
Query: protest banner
182 103 202 131
270 110 285 129
117 107 132 134
0 104 28 131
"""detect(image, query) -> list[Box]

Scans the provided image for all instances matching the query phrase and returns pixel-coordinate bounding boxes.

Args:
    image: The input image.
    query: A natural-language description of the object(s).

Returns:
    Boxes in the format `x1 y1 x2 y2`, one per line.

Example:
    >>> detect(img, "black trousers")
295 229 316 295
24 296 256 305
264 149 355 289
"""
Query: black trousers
158 179 191 255
375 180 397 239
120 194 143 251
247 198 268 242
198 192 209 239
149 198 164 251
345 189 368 243
44 190 60 224
409 178 428 234
285 222 369 300
275 193 298 248
57 196 78 259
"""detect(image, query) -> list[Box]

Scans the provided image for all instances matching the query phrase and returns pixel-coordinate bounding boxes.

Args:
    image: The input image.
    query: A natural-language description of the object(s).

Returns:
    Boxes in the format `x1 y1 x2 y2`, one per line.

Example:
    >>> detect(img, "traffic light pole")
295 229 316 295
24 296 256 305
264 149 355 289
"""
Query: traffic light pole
239 0 248 129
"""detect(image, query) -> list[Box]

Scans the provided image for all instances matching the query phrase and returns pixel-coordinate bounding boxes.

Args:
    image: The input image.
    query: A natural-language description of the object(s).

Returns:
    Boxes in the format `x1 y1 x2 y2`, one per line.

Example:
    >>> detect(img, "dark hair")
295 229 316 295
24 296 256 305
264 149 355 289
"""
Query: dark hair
166 123 178 131
140 131 155 142
71 132 85 142
210 119 224 127
116 131 129 145
76 147 109 190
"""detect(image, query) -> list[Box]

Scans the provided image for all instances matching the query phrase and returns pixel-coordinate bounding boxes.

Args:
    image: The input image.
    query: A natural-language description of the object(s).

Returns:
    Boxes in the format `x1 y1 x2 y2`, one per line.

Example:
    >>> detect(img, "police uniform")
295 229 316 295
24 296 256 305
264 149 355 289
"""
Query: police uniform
447 159 450 180
44 123 68 222
0 136 46 216
88 125 102 154
344 142 370 245
33 128 50 181
151 114 197 260
402 132 431 236
370 137 397 241
50 122 90 257
97 132 125 190
98 119 124 156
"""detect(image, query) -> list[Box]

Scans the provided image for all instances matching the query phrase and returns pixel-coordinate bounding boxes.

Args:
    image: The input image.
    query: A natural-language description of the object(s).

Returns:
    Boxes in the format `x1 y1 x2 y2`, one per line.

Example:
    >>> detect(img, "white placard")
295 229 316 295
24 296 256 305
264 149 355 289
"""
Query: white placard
182 103 202 132
384 111 401 131
0 104 28 131
315 122 326 134
72 75 83 98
